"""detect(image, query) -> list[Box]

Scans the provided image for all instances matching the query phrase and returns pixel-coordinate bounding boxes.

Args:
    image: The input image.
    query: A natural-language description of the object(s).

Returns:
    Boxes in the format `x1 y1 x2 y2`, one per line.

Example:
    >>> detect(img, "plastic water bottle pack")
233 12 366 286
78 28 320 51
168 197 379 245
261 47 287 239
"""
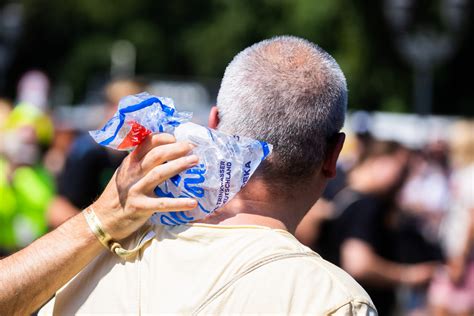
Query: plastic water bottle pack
90 92 272 226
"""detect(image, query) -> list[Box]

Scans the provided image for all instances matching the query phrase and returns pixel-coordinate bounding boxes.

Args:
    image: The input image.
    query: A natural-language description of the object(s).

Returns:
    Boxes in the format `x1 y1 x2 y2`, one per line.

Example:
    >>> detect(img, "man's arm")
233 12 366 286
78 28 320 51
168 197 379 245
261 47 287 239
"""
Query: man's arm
0 213 103 314
295 198 334 246
0 133 199 315
341 238 437 287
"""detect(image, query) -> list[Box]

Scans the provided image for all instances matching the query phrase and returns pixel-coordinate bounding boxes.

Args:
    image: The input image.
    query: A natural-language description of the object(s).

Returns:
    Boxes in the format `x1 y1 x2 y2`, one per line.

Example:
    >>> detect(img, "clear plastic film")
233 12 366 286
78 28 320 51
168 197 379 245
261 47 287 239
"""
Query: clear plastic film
89 92 272 226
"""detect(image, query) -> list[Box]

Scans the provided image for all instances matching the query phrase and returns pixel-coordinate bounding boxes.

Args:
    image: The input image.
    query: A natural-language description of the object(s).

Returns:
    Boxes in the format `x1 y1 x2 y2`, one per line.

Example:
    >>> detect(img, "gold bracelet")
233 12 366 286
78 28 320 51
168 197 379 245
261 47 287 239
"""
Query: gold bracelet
83 207 114 250
83 207 156 260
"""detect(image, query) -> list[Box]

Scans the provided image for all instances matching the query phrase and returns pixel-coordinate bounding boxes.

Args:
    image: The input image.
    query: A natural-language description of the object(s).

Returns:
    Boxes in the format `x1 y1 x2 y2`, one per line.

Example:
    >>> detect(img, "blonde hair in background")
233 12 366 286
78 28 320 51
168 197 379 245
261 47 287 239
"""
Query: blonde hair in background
105 79 146 108
450 120 474 168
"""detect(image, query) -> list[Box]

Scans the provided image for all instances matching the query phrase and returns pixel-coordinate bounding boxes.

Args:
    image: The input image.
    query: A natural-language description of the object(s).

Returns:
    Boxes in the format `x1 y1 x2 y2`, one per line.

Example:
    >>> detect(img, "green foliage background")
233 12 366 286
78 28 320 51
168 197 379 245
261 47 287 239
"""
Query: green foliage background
2 0 473 115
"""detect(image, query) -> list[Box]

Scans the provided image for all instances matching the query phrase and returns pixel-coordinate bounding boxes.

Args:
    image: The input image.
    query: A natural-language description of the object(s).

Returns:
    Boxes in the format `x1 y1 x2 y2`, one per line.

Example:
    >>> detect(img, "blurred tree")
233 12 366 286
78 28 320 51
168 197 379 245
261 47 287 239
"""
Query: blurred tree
2 0 472 115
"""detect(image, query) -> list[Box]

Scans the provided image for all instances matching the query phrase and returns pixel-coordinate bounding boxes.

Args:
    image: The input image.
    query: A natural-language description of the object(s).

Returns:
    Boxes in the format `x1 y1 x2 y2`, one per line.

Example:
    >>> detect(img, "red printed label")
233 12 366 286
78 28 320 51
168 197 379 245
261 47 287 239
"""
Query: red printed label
118 121 152 149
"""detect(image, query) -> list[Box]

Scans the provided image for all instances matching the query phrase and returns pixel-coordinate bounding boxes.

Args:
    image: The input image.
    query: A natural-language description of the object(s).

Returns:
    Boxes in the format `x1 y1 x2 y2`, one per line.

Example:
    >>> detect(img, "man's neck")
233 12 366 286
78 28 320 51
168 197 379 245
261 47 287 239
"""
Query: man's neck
196 180 321 234
199 210 289 231
197 199 291 232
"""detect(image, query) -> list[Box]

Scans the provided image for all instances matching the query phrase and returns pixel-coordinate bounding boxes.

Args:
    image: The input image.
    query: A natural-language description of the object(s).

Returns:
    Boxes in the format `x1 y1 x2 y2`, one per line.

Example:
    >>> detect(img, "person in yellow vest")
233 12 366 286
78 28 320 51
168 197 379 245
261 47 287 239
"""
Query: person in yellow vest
0 103 54 255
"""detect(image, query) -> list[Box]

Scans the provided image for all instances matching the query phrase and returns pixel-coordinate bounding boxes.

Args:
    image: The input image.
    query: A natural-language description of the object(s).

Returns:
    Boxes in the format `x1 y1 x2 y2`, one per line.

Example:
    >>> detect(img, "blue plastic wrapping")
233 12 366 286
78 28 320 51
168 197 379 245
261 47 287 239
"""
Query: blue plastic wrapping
89 92 272 225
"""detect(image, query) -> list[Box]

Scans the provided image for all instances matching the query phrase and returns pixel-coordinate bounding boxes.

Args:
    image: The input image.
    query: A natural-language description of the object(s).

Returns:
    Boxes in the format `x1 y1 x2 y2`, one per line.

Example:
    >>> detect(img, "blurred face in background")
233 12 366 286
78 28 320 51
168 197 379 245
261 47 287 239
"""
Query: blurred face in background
371 150 409 195
353 145 409 197
103 79 145 118
3 125 40 166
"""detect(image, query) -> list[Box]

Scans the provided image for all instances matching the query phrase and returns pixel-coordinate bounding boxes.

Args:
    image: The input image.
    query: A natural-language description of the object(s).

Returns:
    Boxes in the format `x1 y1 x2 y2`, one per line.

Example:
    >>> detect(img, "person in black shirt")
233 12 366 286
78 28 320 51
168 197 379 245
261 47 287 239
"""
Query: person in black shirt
311 141 438 315
56 134 126 210
317 188 399 315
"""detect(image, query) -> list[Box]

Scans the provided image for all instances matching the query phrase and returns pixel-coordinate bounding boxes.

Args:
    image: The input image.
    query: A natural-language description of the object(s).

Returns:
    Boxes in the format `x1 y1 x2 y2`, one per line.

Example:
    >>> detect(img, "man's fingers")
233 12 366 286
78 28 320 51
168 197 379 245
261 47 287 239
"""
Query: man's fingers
140 142 193 172
138 197 198 213
135 155 199 192
133 133 176 161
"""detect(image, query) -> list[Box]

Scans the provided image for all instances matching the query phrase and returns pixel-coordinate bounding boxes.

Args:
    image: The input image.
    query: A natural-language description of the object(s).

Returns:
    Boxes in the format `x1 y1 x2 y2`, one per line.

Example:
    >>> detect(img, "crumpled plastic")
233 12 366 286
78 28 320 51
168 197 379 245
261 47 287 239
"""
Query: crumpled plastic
90 92 272 225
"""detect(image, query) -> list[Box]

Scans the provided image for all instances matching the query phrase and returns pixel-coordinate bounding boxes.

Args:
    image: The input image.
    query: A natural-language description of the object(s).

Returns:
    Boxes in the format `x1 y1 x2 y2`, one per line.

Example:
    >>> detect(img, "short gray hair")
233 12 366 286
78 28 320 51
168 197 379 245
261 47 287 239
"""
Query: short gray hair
217 36 347 181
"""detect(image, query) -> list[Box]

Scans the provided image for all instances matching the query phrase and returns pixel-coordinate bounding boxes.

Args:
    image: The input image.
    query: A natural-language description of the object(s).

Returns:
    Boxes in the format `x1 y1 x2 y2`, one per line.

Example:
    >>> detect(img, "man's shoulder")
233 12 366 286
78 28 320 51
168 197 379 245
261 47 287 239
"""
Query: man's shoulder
294 253 374 302
200 247 376 315
264 252 373 302
201 250 376 314
158 225 372 301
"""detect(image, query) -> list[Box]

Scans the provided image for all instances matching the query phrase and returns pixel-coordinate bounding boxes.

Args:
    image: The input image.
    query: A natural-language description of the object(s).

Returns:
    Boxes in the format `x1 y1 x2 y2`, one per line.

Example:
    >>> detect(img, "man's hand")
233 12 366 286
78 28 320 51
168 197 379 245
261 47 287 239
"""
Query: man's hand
402 263 437 286
342 238 438 287
93 133 198 240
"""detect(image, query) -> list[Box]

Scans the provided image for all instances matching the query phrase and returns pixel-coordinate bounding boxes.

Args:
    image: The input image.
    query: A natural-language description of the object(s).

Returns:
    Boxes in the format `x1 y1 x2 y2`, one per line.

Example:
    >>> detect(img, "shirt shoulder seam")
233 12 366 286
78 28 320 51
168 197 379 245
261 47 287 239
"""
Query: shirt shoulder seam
326 300 377 315
191 252 316 315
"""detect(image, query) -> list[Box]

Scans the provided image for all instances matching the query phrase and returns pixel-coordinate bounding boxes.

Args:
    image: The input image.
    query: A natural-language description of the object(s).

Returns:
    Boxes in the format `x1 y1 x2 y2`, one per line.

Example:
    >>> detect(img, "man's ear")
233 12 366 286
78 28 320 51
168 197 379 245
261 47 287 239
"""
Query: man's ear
322 133 345 178
208 106 220 129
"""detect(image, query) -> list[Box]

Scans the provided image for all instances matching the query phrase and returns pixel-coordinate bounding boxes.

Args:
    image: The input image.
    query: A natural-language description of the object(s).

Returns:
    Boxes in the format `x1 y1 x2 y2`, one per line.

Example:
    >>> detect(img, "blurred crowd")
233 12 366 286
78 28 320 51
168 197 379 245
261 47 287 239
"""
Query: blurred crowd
0 75 473 316
296 120 474 316
0 77 143 257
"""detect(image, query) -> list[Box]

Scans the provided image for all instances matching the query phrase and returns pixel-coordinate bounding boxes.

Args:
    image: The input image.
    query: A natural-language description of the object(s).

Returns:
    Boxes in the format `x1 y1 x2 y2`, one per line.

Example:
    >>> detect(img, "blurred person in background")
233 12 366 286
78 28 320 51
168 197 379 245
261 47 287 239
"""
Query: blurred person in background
42 124 77 178
0 102 54 256
300 140 438 316
394 142 450 315
48 78 145 228
400 141 451 242
428 120 474 316
0 97 13 127
0 98 13 155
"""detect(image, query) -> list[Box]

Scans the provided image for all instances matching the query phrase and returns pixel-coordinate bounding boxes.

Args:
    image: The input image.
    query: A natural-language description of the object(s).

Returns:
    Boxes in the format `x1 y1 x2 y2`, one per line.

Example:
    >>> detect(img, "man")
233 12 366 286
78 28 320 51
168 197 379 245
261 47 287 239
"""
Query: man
40 36 377 315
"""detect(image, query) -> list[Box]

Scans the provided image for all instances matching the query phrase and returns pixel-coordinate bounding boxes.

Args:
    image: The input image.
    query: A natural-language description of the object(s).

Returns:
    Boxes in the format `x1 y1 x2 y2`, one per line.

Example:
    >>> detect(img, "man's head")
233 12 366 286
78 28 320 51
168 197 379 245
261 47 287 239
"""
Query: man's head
211 36 347 186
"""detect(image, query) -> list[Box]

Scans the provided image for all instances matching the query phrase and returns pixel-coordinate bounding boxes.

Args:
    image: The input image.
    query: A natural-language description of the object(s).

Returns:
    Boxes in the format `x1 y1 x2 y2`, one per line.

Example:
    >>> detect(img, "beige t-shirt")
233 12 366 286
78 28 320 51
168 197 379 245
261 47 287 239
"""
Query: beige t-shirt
40 224 377 315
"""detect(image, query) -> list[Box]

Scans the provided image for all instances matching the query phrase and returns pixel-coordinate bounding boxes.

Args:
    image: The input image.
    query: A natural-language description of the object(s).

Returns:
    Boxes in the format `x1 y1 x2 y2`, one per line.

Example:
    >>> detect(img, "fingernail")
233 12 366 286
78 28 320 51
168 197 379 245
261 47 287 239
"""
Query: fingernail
187 199 198 207
186 155 199 164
